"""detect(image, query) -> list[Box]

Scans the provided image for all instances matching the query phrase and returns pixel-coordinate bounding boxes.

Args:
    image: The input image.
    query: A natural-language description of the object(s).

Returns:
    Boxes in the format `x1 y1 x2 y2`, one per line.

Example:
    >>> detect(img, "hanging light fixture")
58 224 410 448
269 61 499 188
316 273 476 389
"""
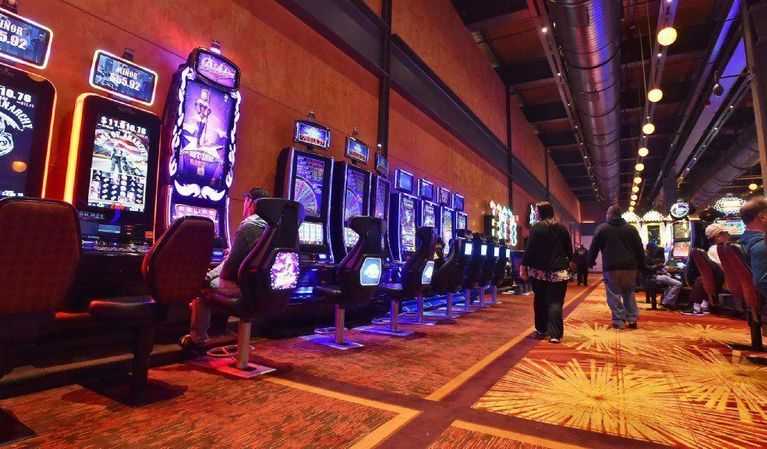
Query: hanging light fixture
638 147 649 157
642 122 655 135
632 185 640 193
749 183 759 191
631 194 638 201
647 88 663 103
629 206 635 212
635 163 645 172
657 26 678 46
634 176 642 184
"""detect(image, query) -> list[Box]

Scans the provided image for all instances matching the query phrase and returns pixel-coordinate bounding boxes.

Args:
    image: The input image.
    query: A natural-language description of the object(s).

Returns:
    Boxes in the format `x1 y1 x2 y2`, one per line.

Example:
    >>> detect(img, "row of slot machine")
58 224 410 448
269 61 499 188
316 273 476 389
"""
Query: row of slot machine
275 117 469 297
0 7 469 299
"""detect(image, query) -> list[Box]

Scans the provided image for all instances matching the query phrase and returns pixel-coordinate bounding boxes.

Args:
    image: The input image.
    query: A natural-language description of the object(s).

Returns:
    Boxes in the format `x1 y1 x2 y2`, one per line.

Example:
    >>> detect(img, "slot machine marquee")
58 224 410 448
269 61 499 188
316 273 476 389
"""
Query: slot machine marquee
330 135 372 259
417 178 439 238
158 46 241 262
389 168 418 262
65 50 160 253
0 8 55 199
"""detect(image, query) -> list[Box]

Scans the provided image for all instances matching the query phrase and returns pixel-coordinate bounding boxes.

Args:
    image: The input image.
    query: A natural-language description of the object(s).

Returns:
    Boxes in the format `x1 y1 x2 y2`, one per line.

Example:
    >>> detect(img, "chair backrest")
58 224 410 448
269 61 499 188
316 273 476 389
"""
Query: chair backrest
480 240 499 285
334 216 384 305
0 198 80 316
493 242 509 286
431 236 466 294
463 234 485 288
237 198 304 318
691 248 722 304
401 226 437 296
718 243 759 309
142 216 215 306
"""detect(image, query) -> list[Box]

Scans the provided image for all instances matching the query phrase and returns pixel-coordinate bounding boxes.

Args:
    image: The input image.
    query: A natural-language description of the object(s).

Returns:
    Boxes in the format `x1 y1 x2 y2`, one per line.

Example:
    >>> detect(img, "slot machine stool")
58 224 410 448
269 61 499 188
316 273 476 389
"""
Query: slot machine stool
358 227 436 336
459 233 486 312
193 199 303 378
489 242 510 304
305 217 384 350
428 236 466 320
478 240 500 307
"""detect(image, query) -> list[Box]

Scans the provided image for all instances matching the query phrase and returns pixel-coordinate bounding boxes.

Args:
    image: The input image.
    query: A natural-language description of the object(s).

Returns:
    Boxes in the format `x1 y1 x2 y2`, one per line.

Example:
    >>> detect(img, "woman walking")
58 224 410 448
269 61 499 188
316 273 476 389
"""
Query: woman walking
520 202 573 343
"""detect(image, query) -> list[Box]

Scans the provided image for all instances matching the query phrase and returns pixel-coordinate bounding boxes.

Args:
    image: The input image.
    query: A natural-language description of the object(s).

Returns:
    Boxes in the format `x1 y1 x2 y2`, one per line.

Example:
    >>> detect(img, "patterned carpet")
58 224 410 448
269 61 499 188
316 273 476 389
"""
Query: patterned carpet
475 285 767 449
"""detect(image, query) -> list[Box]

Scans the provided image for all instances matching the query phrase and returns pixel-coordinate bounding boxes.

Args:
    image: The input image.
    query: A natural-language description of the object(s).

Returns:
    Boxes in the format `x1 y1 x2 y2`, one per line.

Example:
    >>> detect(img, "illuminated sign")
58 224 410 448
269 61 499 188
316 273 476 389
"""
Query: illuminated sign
360 256 382 286
528 203 538 227
89 50 157 106
669 201 690 219
0 79 43 198
642 210 665 222
487 201 518 247
195 50 238 89
345 136 369 164
294 120 330 149
714 194 745 217
464 242 473 256
420 260 435 285
0 9 52 69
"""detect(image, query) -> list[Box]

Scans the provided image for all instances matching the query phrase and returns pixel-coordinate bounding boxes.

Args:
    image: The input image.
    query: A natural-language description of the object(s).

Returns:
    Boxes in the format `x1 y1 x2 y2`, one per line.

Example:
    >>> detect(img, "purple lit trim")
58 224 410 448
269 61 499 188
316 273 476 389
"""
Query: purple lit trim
270 251 300 290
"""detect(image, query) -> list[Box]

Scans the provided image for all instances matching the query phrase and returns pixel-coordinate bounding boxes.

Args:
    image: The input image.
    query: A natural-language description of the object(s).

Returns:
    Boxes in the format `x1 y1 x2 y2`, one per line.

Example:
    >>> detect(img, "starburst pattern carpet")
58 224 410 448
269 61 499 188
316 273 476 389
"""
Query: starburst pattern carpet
475 285 767 449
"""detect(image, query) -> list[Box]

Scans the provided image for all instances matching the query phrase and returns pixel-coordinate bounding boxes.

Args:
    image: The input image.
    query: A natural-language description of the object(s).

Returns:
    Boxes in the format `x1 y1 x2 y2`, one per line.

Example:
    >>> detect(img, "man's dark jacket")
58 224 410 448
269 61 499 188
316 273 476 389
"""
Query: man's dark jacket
588 217 646 272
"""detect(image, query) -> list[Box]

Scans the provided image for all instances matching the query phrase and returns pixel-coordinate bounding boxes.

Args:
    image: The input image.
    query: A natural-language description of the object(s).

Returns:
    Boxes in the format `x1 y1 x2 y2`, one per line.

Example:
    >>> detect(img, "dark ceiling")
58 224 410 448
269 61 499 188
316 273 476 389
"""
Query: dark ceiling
451 0 758 210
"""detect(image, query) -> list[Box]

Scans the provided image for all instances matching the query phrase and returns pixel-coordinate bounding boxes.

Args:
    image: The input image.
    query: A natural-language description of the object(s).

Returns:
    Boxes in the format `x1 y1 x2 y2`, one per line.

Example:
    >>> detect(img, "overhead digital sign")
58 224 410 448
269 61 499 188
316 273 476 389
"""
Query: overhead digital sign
89 50 158 106
294 120 331 149
0 9 52 69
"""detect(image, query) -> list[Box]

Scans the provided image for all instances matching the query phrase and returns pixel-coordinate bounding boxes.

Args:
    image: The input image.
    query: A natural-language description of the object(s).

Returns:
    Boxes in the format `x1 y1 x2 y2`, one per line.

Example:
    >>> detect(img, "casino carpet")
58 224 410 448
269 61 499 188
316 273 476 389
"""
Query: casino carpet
5 278 766 448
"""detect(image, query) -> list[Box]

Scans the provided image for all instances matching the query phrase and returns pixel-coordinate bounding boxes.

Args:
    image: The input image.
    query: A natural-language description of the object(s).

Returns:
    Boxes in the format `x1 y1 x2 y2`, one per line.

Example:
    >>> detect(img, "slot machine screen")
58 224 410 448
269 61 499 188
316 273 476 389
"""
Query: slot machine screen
419 179 434 201
673 221 690 240
715 218 745 236
457 213 467 230
293 153 326 218
396 169 414 193
401 195 416 253
86 114 150 212
374 177 388 220
172 204 220 237
299 221 324 246
176 79 233 191
343 167 367 246
453 194 464 211
423 202 436 228
441 209 453 254
464 242 473 256
672 241 690 259
0 78 43 198
481 244 487 256
494 247 500 257
439 188 451 206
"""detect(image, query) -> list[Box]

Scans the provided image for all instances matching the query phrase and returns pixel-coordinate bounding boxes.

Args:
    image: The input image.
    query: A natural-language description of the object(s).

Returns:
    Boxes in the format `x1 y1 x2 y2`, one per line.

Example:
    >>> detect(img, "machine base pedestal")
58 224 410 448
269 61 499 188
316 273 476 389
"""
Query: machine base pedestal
0 409 34 445
301 334 364 350
726 342 765 352
189 356 276 379
356 325 414 337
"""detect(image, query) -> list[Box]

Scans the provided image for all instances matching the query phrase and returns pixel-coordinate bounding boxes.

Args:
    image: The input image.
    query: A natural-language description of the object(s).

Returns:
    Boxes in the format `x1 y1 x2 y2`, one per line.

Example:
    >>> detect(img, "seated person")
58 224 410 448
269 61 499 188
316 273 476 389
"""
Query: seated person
739 197 767 299
180 187 270 354
646 242 682 309
683 223 728 316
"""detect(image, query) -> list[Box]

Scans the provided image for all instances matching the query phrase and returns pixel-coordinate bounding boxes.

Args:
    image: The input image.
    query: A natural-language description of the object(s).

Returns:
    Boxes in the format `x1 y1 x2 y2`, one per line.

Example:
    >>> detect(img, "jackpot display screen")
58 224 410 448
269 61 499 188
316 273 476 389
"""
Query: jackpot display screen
423 202 436 228
86 114 150 212
0 80 39 198
293 153 326 218
401 195 416 253
374 177 388 220
176 79 233 191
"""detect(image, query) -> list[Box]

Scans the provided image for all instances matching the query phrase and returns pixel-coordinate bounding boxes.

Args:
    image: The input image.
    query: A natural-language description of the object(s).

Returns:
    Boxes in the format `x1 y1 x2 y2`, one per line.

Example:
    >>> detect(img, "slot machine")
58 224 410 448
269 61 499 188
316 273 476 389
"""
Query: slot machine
389 168 418 262
454 192 468 232
417 178 439 240
64 50 160 255
157 44 241 264
669 200 691 265
0 8 54 199
371 153 391 261
437 187 455 256
276 117 335 269
330 135 372 259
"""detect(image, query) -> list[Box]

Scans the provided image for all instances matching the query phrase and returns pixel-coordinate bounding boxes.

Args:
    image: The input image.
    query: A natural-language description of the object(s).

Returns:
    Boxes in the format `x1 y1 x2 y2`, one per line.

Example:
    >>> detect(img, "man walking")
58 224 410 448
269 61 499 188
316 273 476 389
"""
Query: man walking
574 244 589 286
588 205 646 329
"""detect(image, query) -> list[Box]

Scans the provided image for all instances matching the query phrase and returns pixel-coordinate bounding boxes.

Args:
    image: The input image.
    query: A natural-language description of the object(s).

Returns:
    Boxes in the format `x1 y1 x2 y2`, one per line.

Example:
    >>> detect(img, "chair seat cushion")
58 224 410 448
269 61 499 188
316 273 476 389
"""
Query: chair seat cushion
315 285 342 297
88 296 156 322
200 289 242 316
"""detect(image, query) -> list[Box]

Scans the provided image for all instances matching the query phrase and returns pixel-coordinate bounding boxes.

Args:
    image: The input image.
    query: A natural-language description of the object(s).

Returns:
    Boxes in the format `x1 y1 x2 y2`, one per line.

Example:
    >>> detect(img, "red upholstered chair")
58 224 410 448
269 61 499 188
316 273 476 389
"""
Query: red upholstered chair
717 243 764 353
0 198 80 443
691 248 724 306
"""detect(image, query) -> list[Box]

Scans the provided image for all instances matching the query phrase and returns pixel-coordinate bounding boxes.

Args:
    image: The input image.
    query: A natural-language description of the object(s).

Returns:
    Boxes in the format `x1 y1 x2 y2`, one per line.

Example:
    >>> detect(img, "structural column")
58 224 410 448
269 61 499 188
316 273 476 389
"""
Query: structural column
743 0 767 192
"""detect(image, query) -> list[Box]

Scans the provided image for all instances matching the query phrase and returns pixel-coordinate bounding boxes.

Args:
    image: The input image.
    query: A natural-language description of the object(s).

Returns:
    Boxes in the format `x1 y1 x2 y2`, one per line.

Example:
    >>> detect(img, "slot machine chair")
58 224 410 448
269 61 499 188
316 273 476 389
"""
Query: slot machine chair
690 248 727 308
359 226 436 336
490 242 510 304
197 199 303 377
460 233 486 311
717 243 765 360
429 236 466 320
308 217 384 349
478 240 500 306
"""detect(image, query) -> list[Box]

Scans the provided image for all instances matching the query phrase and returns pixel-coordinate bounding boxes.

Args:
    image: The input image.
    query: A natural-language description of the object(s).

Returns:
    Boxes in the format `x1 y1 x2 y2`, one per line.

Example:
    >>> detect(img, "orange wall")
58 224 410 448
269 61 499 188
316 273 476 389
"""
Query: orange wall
24 0 379 234
392 0 507 145
389 92 507 232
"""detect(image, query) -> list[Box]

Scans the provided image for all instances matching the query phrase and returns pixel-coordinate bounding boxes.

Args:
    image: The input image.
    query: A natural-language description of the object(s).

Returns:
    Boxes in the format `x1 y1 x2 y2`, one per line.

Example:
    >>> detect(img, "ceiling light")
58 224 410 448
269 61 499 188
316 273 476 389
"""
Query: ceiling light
541 26 548 33
635 163 645 172
634 177 642 184
629 207 635 212
657 27 678 46
630 200 636 206
647 88 663 103
657 52 663 58
631 194 638 201
638 147 649 157
642 122 655 135
632 185 640 193
749 183 759 191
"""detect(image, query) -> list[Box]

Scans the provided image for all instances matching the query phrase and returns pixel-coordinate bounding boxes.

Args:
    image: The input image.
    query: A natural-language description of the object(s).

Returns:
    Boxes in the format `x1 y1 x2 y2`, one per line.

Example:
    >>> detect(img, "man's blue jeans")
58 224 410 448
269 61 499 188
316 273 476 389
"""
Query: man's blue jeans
604 270 638 327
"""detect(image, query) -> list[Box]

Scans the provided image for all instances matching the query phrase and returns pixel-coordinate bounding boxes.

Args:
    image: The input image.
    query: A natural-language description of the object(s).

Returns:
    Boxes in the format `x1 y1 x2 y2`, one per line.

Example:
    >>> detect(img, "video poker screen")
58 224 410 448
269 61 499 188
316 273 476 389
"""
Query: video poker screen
177 79 233 191
423 202 436 228
86 114 150 212
401 195 417 253
374 177 388 220
0 80 39 198
293 153 327 218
